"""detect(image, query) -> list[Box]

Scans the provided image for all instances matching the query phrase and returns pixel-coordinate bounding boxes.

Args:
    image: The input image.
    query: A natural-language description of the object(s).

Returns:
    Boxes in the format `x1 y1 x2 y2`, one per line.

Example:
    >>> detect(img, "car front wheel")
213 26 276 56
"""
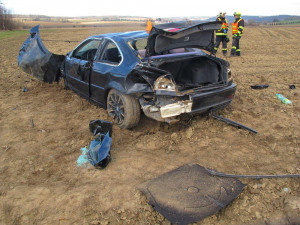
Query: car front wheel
107 89 141 129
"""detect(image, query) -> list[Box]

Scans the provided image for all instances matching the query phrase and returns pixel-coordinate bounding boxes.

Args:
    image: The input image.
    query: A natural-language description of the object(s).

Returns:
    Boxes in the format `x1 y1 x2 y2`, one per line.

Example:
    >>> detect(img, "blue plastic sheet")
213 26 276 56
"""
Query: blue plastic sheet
88 132 112 168
77 120 112 169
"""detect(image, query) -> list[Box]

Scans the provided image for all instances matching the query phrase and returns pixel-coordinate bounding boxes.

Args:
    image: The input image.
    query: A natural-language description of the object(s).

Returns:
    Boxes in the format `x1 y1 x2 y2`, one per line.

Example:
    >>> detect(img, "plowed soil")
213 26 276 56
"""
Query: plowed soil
0 25 299 225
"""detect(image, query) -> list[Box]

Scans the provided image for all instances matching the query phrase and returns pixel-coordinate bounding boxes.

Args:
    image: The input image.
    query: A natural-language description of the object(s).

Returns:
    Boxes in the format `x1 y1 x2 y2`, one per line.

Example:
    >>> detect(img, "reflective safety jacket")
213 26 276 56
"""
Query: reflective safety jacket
216 17 229 36
232 17 244 36
146 20 152 34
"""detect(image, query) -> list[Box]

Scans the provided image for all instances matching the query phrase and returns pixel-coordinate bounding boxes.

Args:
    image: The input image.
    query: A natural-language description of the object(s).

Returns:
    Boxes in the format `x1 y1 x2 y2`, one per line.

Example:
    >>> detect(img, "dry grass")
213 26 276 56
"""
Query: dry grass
13 18 145 29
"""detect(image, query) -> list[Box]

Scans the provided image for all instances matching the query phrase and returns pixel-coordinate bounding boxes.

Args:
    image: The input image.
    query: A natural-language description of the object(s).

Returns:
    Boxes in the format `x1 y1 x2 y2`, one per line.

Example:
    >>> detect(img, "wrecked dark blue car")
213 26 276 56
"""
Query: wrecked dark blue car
18 21 236 129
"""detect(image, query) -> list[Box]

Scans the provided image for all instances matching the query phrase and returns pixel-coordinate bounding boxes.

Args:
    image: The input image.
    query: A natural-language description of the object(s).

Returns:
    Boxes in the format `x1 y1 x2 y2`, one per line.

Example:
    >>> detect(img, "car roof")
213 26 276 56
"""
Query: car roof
91 30 148 40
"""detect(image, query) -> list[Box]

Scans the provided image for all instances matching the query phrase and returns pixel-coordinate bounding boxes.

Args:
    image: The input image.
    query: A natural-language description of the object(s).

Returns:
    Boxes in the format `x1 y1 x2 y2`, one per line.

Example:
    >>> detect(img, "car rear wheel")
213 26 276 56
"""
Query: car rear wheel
107 89 141 129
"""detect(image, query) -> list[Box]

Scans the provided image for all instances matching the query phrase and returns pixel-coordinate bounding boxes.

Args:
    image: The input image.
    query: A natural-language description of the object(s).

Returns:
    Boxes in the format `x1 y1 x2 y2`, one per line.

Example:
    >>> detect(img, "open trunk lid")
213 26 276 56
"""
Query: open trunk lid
146 21 222 57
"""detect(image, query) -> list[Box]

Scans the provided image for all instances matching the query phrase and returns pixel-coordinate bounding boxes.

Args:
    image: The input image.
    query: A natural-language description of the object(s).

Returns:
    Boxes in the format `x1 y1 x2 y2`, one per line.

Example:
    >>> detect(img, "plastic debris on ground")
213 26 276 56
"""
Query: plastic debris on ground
289 84 296 89
87 131 112 169
77 120 113 169
77 147 90 167
139 163 246 225
276 93 292 104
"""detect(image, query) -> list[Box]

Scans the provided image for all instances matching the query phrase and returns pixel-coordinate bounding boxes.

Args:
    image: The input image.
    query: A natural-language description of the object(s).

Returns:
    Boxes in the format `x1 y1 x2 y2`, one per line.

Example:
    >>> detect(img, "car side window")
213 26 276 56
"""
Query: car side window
72 39 102 61
99 40 122 65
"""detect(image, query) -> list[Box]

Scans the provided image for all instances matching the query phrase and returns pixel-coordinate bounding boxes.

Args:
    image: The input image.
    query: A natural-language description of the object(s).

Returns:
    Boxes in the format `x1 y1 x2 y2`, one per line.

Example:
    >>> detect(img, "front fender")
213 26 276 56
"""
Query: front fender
18 25 65 83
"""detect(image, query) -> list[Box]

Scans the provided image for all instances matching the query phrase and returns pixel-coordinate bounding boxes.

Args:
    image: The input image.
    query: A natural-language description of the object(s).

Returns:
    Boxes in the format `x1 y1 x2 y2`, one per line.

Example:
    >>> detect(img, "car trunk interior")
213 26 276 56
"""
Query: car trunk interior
158 57 223 90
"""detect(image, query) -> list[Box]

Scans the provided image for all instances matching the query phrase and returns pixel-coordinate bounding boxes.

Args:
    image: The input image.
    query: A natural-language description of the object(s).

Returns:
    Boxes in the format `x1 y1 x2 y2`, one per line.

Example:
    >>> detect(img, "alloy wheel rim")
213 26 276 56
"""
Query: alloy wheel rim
108 93 125 124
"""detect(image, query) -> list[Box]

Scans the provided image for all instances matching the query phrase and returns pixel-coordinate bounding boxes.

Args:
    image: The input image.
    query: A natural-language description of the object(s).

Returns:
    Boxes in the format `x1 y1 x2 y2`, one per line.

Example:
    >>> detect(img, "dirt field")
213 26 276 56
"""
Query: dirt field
0 25 299 225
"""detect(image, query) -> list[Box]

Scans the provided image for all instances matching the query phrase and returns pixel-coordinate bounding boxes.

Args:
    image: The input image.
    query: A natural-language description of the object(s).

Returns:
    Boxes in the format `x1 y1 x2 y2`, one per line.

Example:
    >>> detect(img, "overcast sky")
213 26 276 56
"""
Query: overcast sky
2 0 300 17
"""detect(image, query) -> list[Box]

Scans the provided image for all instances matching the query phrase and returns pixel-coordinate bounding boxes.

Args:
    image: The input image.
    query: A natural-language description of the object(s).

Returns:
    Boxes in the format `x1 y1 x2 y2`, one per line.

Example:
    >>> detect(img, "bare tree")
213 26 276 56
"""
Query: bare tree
0 1 5 30
0 1 17 30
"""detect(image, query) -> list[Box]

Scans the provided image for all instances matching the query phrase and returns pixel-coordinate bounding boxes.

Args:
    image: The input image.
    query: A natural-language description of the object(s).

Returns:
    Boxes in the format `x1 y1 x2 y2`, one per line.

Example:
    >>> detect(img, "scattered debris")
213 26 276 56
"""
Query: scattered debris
2 146 9 151
30 117 34 128
283 187 290 193
23 87 28 92
276 93 292 104
210 110 257 134
77 147 90 167
77 120 113 169
205 168 300 179
289 84 296 89
89 120 113 136
87 132 112 169
139 163 246 225
251 84 269 90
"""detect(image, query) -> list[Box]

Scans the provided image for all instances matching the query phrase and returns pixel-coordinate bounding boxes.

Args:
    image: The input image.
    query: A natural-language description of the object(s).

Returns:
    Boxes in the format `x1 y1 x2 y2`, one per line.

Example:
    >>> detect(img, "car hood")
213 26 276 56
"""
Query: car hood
18 25 65 83
146 21 222 57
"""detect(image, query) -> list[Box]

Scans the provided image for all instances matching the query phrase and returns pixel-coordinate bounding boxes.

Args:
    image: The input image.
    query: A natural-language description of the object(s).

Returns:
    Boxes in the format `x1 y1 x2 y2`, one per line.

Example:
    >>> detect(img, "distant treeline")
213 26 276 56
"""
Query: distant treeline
268 20 300 25
0 1 20 30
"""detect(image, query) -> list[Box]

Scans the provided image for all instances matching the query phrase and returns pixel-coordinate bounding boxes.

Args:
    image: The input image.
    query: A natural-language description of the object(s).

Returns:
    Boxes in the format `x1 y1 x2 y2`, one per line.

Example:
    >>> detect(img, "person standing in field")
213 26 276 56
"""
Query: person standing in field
146 19 152 34
230 11 244 56
213 12 229 56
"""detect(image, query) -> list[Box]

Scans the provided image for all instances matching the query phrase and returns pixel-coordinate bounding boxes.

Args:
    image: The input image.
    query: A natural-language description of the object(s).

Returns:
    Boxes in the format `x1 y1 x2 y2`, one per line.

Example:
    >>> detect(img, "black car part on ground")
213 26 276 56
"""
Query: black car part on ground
18 25 65 83
206 168 300 179
210 111 258 134
89 120 113 137
289 84 296 89
250 84 269 90
139 163 246 225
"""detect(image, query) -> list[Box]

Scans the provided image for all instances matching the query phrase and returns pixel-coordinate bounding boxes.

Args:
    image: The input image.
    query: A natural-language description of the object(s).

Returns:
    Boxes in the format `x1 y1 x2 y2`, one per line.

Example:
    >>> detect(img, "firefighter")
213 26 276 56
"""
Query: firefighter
213 12 229 56
231 11 244 56
146 19 152 34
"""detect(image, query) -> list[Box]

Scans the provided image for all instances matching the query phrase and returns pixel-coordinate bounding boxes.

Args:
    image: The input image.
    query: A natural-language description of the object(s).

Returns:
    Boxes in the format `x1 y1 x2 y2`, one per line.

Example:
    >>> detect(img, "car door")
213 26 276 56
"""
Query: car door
64 39 102 98
90 39 123 106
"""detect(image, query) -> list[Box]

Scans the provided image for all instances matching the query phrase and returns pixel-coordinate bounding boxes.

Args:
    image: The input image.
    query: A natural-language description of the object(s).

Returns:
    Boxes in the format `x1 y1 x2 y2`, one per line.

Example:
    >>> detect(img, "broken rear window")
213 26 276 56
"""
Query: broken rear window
128 38 147 58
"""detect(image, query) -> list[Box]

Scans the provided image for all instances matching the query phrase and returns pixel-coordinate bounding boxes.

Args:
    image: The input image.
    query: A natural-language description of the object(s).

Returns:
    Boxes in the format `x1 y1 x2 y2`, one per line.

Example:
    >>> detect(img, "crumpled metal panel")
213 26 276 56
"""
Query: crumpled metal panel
139 163 246 225
18 25 65 83
88 120 113 169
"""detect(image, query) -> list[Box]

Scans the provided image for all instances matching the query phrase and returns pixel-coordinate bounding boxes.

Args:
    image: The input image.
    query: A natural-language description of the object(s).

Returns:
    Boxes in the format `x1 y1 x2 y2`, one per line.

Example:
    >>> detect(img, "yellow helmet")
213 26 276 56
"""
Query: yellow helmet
234 11 241 17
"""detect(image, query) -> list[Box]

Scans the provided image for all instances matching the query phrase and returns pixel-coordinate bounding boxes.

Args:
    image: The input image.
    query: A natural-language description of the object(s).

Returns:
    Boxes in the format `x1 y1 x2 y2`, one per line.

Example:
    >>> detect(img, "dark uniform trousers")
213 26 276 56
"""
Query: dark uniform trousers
214 36 227 55
231 36 241 56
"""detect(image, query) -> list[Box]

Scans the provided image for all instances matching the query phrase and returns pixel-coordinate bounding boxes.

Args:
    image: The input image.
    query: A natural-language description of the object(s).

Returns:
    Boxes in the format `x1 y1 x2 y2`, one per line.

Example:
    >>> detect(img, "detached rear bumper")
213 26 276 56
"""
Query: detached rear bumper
140 82 236 123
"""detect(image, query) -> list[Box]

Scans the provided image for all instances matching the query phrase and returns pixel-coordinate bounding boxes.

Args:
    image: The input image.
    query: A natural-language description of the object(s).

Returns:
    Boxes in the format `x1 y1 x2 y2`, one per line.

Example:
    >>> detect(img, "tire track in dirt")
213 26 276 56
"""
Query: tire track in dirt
257 27 277 39
277 28 299 39
271 28 296 39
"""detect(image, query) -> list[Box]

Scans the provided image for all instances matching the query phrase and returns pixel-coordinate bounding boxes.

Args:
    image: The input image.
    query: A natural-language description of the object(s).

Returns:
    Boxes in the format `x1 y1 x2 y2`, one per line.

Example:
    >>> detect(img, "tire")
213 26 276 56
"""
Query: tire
107 89 141 129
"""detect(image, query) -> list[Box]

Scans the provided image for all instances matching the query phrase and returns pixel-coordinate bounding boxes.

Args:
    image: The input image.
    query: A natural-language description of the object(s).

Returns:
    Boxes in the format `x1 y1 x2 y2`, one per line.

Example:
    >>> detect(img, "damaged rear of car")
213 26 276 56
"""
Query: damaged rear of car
18 21 236 129
127 21 236 124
